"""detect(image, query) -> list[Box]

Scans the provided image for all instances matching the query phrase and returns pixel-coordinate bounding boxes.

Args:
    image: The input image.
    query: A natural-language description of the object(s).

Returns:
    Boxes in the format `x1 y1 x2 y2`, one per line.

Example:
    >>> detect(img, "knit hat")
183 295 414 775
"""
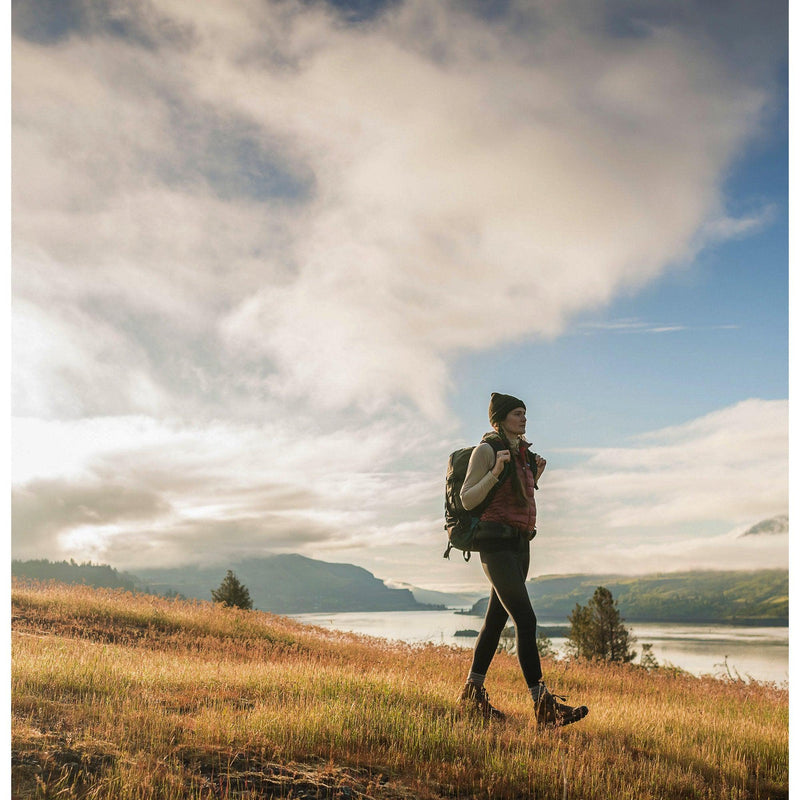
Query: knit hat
488 392 526 426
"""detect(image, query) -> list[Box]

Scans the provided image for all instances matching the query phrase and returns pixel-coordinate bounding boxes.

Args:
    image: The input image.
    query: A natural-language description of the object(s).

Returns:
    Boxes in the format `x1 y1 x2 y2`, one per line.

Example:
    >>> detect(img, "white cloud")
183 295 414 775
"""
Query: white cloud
10 396 788 583
545 399 787 529
10 2 787 587
576 318 694 335
533 524 788 577
12 0 778 420
530 399 788 574
10 411 449 568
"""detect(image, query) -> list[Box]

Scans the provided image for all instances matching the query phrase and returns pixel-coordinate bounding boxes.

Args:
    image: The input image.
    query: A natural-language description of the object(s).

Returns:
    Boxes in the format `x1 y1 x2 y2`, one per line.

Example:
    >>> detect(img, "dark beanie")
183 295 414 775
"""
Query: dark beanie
489 392 526 426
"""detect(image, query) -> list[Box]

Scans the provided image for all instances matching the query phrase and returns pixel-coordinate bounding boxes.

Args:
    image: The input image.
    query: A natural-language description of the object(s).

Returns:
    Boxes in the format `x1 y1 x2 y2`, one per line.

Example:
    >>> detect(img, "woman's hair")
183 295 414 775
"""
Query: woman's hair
494 425 530 506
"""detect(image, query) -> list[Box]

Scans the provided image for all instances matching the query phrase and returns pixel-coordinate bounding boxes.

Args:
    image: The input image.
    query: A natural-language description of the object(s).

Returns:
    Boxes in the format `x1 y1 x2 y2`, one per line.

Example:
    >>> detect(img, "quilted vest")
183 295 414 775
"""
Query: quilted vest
479 442 537 531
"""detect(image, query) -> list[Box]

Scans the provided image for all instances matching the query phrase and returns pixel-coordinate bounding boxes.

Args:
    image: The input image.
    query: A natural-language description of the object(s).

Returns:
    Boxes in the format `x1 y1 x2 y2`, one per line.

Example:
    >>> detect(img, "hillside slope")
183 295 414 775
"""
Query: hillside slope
11 559 139 591
11 581 788 800
136 554 439 612
13 554 440 613
464 570 788 624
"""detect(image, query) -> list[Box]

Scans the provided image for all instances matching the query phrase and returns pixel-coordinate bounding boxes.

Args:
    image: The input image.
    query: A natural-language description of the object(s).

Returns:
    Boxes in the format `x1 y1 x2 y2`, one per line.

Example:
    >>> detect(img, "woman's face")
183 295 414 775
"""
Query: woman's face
501 407 527 437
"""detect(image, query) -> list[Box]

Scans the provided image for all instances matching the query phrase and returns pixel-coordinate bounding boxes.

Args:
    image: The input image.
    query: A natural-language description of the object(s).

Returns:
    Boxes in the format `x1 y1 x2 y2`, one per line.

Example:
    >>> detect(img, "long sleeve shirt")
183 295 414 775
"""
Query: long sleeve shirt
460 442 500 511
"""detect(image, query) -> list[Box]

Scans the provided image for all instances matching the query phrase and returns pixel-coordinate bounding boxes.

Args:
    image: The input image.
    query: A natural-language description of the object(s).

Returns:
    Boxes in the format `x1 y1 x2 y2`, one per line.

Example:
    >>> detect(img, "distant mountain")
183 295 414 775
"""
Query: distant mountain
462 570 788 625
383 581 477 608
738 515 788 537
11 555 446 614
134 554 441 614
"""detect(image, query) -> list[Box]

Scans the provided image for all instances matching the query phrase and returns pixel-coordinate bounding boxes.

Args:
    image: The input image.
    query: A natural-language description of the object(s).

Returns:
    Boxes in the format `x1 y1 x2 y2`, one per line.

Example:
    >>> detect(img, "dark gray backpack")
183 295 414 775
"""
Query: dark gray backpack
443 435 507 561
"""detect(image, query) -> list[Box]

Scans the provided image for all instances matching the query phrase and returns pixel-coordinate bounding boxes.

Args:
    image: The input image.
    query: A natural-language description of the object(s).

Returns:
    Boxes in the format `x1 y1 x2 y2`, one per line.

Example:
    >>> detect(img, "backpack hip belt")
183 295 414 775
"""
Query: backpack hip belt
475 521 538 541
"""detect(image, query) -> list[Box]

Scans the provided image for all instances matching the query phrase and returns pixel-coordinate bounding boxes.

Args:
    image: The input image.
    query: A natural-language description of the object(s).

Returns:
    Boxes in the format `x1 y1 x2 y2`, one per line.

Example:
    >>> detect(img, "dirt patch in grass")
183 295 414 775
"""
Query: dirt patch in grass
12 742 118 798
176 748 426 799
11 743 434 800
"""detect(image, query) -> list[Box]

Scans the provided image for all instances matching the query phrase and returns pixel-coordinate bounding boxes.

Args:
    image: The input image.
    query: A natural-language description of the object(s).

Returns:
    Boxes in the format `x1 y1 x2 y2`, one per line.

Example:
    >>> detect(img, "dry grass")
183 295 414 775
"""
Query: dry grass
11 580 788 799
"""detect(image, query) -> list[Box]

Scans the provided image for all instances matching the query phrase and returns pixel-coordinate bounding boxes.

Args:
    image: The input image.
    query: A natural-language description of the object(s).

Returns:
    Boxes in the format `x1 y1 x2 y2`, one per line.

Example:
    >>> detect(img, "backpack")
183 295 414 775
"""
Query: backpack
443 435 540 561
443 435 507 561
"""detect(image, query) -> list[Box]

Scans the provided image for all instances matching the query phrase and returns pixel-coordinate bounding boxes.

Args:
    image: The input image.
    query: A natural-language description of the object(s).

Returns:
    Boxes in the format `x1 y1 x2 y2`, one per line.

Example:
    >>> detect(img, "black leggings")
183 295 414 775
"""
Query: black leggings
469 539 542 687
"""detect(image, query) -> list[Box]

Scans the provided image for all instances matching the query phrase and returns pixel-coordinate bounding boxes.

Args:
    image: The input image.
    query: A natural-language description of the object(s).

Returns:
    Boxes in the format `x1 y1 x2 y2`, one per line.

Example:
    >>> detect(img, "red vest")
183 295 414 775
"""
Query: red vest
480 443 537 531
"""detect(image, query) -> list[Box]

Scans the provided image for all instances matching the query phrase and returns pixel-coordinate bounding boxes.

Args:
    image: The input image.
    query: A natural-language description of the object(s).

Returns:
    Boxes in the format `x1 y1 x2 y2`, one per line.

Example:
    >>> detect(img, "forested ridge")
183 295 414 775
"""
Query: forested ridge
11 559 138 592
463 570 788 623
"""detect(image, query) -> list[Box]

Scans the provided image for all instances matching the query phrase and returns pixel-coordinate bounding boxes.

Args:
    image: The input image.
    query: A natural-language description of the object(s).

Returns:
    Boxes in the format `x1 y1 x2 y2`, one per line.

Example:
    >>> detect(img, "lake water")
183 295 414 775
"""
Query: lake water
291 609 789 685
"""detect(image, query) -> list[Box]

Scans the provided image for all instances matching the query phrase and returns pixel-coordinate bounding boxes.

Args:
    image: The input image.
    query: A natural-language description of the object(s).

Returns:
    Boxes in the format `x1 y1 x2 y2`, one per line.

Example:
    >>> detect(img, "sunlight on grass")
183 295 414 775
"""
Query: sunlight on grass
12 580 788 799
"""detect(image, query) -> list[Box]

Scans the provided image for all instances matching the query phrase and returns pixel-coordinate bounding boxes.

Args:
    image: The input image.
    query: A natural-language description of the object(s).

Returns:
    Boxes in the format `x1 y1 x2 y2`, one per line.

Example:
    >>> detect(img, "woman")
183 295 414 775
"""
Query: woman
458 392 588 727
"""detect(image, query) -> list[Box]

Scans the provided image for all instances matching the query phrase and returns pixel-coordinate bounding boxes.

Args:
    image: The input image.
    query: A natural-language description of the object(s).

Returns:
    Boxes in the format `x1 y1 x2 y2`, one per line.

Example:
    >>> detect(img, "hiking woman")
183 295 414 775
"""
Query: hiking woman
458 392 588 727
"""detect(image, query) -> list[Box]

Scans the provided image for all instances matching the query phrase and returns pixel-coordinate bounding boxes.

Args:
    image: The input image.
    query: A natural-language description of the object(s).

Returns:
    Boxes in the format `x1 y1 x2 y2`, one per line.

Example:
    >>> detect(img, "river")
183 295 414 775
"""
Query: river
290 608 788 685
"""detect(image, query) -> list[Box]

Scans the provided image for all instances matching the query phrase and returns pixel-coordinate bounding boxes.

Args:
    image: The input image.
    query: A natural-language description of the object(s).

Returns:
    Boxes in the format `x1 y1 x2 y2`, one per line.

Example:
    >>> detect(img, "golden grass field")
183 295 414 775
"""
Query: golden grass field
11 581 788 799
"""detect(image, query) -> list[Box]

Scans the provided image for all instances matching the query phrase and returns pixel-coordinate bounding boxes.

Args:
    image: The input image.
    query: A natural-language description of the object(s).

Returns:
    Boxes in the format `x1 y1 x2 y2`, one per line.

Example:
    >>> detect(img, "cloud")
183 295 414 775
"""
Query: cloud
68 514 344 570
576 318 691 335
10 397 788 581
574 317 749 336
534 525 788 577
12 0 782 420
10 1 787 585
10 412 448 568
12 478 171 551
532 399 788 573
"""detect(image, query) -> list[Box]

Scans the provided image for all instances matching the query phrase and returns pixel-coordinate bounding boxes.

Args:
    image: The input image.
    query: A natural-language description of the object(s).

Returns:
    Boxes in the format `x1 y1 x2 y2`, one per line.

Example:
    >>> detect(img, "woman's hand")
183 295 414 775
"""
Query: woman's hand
534 454 546 480
492 449 511 477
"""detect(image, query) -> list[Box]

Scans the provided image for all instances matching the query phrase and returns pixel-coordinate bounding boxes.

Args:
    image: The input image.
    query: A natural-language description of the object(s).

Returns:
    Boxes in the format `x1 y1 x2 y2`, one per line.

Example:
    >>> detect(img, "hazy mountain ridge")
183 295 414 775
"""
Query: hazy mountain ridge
136 555 449 613
463 569 788 624
383 581 478 607
738 515 788 537
12 558 788 622
12 555 441 614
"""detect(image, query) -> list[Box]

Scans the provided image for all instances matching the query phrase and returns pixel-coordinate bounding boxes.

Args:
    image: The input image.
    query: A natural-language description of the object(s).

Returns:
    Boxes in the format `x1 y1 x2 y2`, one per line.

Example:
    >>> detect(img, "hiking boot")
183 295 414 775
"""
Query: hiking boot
534 684 589 728
459 681 506 721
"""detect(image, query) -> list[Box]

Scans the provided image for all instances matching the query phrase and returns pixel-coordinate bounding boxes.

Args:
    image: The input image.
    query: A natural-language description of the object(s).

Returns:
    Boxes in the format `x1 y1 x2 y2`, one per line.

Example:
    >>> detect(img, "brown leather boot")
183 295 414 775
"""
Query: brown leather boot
459 681 506 721
534 683 589 728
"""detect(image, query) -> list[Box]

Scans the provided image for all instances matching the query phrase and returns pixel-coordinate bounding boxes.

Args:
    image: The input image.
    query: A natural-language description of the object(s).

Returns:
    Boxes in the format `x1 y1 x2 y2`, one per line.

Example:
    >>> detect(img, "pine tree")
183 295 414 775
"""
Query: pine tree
211 570 253 610
567 586 636 663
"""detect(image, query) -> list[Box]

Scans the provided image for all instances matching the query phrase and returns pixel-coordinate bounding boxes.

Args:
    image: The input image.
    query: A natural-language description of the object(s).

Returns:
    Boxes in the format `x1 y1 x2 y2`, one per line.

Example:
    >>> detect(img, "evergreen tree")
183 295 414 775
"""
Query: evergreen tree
211 570 253 610
567 586 636 663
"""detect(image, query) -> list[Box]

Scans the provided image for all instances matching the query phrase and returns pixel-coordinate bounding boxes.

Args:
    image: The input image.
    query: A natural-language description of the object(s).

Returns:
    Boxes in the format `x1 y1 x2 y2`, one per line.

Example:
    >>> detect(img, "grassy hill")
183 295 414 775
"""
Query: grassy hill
12 580 788 799
463 570 788 624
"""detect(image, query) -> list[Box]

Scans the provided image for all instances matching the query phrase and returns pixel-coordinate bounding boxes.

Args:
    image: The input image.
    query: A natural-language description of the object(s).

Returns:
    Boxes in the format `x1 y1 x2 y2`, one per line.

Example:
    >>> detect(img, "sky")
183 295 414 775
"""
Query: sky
11 0 789 594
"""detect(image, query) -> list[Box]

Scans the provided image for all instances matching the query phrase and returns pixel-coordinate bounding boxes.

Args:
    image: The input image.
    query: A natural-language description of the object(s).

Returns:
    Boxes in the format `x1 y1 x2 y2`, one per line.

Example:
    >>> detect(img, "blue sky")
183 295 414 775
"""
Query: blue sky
454 220 788 452
11 0 788 592
453 98 788 452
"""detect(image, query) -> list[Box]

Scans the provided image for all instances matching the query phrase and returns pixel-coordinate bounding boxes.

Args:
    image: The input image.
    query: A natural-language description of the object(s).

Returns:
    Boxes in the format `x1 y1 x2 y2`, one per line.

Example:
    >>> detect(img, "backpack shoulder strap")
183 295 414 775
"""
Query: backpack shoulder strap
481 432 505 451
472 432 511 491
484 434 541 490
528 449 540 490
